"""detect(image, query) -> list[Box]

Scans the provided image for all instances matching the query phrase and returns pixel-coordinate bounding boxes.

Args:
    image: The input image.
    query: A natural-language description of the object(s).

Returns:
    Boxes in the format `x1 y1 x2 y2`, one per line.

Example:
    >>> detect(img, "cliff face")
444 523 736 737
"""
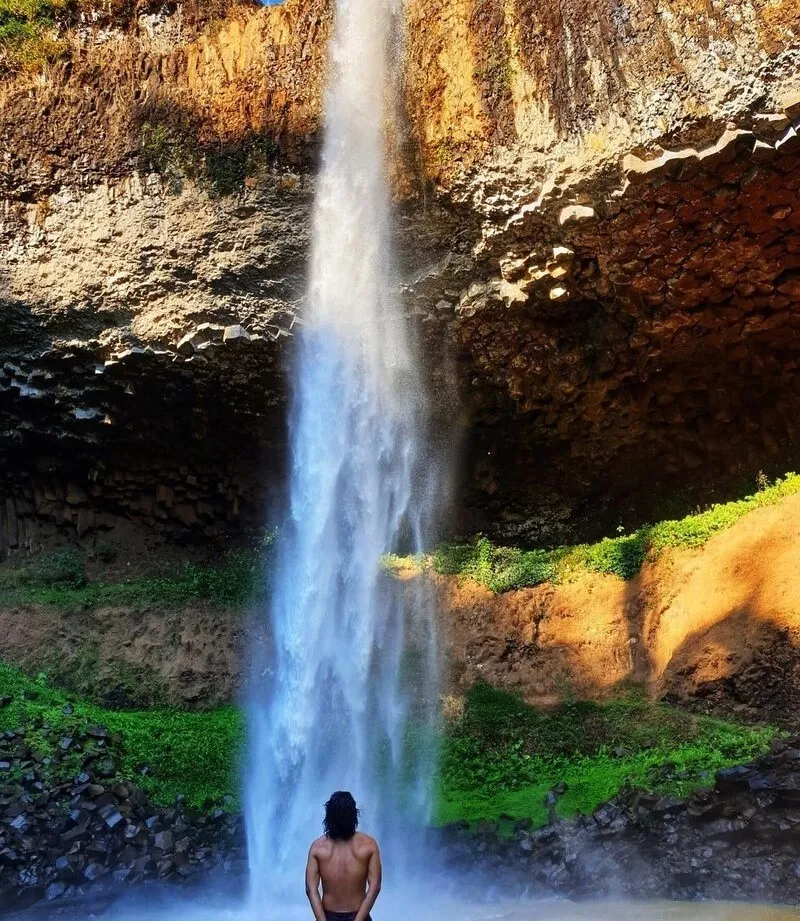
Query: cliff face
1 0 800 554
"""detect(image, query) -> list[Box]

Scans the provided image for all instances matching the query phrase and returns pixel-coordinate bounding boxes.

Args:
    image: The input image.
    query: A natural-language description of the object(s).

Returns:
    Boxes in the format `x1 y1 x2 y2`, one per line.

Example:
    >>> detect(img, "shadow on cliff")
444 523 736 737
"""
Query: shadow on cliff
0 298 51 360
133 98 319 197
629 519 800 725
657 597 800 729
0 285 286 554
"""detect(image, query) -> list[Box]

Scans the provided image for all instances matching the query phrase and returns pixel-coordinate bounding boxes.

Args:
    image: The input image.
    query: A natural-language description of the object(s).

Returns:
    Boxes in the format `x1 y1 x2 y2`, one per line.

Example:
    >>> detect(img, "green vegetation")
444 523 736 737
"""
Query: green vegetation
437 682 777 827
427 472 800 592
0 663 243 808
39 644 172 709
0 533 275 611
140 109 280 196
0 663 776 824
0 0 66 72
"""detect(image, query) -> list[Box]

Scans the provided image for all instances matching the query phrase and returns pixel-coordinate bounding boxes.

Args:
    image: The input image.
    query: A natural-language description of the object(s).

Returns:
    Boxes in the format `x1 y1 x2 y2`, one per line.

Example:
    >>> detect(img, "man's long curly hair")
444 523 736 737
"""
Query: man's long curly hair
323 791 359 841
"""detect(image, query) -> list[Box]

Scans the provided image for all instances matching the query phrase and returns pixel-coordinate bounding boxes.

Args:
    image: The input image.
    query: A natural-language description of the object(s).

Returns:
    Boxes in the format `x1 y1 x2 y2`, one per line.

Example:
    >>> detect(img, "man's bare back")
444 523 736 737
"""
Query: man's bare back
305 793 382 921
309 833 378 911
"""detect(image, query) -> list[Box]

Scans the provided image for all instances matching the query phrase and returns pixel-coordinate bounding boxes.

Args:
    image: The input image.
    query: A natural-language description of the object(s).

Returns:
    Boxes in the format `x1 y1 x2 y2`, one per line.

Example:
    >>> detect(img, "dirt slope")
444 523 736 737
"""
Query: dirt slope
433 491 800 722
0 492 799 718
0 602 243 707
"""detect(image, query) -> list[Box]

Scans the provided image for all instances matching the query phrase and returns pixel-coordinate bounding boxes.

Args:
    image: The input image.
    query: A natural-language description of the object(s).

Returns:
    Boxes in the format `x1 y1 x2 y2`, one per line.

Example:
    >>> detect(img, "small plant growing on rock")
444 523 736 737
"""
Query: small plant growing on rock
34 549 86 587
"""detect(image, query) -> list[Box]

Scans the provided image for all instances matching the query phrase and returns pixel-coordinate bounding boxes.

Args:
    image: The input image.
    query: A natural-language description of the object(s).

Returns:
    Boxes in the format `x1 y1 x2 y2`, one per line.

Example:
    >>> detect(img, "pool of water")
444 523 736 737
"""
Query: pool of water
14 880 800 921
113 898 800 921
79 892 800 921
493 903 800 920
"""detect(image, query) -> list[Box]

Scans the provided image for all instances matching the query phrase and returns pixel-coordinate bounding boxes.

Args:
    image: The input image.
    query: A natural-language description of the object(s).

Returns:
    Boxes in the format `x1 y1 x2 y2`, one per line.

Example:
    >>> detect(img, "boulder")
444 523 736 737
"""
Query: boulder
222 325 252 345
558 205 596 226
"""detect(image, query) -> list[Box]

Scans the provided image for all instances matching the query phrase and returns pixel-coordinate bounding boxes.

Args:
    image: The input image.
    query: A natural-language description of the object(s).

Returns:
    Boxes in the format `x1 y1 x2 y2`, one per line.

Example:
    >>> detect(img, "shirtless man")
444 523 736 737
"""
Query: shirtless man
305 791 382 921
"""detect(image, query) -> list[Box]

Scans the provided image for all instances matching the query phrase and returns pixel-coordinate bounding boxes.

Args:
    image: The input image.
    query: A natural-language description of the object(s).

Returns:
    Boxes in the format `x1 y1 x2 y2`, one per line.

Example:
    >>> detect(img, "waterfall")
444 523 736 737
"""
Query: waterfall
245 0 440 907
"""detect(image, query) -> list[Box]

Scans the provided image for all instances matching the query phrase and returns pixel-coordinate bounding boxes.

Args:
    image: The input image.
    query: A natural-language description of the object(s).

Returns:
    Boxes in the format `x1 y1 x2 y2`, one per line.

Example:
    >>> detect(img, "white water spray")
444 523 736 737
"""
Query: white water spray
245 0 439 907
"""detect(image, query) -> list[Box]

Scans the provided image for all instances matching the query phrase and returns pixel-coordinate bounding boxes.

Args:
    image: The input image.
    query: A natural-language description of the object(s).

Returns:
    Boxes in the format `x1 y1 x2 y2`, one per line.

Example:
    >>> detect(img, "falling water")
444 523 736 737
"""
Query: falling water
245 0 439 907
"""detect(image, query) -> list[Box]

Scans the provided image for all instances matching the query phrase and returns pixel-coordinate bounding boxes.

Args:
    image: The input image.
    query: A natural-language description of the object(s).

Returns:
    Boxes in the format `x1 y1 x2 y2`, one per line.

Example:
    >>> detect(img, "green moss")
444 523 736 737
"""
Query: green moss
39 646 171 709
429 472 800 592
0 662 243 808
139 110 280 196
0 532 276 611
437 683 777 826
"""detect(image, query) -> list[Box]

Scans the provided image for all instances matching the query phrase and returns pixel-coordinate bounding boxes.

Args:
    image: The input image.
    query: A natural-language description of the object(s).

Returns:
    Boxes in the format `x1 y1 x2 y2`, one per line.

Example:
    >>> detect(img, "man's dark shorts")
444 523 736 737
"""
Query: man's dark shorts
324 912 371 921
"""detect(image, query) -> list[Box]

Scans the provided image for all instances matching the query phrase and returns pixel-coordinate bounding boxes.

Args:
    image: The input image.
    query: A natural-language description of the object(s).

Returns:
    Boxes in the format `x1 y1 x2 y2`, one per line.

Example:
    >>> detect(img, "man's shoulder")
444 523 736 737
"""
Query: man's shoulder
353 832 379 853
309 835 331 855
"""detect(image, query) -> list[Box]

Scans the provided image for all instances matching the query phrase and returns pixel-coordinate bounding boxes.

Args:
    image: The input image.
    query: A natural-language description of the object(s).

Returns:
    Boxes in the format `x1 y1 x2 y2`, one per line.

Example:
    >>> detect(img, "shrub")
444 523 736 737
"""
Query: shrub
429 473 800 592
0 0 66 72
34 549 86 587
438 682 778 826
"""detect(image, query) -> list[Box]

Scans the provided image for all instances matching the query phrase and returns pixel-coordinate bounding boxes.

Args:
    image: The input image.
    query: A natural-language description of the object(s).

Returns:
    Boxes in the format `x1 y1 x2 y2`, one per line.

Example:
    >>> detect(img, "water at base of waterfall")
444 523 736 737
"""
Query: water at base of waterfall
33 881 800 921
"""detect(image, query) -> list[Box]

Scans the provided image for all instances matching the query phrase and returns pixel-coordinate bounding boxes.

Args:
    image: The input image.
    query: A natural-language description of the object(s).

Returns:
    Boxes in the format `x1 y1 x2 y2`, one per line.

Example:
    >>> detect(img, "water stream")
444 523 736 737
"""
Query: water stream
244 0 438 906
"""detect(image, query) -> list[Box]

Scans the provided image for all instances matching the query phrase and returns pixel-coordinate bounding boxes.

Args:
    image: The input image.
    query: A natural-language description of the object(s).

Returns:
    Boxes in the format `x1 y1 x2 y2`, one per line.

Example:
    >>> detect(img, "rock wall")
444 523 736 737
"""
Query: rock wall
1 176 311 555
1 0 800 548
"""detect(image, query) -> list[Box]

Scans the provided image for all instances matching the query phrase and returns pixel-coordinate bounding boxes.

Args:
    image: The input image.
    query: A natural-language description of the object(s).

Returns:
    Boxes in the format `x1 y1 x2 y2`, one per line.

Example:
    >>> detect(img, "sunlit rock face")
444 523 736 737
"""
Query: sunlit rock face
1 0 800 552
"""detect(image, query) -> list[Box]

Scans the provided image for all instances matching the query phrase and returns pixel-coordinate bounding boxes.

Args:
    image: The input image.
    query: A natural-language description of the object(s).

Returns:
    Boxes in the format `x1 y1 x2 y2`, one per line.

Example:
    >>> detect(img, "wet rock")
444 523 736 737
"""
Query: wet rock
99 804 124 829
716 765 753 792
83 862 107 882
45 881 66 900
154 830 174 852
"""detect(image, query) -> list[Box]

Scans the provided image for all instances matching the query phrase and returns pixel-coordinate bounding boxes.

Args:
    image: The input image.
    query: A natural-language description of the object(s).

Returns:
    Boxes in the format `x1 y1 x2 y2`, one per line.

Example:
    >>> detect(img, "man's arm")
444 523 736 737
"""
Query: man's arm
305 846 327 921
354 843 382 921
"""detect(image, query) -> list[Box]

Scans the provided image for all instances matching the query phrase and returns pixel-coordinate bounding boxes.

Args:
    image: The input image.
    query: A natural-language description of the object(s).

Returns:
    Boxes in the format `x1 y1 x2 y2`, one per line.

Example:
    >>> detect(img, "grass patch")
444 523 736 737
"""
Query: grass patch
437 682 777 827
0 664 775 823
0 662 243 808
0 533 275 611
428 472 800 592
